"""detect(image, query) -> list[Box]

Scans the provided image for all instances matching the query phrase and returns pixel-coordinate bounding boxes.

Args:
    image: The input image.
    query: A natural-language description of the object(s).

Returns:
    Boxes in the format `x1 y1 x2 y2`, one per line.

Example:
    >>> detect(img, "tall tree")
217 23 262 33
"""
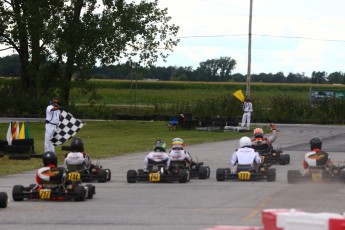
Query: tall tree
195 56 236 82
0 0 179 106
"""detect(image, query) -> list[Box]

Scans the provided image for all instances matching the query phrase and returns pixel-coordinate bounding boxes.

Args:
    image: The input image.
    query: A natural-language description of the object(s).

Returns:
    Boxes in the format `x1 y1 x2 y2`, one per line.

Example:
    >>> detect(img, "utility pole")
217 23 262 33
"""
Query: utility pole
246 0 253 99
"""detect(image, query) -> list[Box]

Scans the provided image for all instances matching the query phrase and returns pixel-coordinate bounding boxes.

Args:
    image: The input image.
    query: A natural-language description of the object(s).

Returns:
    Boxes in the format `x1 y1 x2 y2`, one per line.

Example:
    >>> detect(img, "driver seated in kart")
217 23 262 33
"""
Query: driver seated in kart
64 137 92 172
251 124 278 153
36 151 67 188
143 140 169 172
168 138 194 167
303 137 334 176
231 136 261 173
167 143 192 170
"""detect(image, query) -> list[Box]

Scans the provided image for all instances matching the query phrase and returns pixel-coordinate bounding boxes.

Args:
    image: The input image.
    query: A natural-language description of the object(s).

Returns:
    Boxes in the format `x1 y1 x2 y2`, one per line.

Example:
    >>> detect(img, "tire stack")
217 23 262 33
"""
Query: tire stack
2 138 36 160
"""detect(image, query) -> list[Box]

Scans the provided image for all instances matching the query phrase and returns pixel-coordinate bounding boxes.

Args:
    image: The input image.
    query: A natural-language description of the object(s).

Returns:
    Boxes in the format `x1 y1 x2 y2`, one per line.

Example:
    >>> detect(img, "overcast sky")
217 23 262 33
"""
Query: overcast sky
1 0 345 77
156 0 345 76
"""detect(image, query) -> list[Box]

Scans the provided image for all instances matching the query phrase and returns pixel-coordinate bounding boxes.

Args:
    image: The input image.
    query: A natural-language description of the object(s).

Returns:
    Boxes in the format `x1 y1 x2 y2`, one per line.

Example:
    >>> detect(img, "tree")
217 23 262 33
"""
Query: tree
0 0 179 109
311 71 327 84
195 57 236 82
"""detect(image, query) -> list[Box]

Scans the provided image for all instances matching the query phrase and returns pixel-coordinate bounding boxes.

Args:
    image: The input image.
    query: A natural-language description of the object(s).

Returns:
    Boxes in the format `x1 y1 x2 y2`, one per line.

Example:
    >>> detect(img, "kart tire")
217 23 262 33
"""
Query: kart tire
279 155 289 165
0 192 8 208
74 185 86 201
12 185 25 201
106 169 111 181
287 170 302 184
216 168 226 181
178 169 189 183
85 184 95 199
205 166 211 178
198 166 208 179
127 170 137 183
97 169 107 183
266 168 276 182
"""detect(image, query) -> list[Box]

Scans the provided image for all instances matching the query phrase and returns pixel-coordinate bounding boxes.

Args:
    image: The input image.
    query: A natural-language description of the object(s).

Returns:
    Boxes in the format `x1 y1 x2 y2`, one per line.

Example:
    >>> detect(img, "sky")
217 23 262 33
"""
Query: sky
1 0 345 77
155 0 345 76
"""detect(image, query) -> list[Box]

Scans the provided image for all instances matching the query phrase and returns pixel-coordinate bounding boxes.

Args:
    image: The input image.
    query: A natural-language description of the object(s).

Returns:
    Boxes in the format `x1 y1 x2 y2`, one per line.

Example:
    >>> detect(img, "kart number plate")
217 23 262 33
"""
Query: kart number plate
238 171 251 180
39 189 52 199
312 173 322 182
68 172 81 181
149 173 160 182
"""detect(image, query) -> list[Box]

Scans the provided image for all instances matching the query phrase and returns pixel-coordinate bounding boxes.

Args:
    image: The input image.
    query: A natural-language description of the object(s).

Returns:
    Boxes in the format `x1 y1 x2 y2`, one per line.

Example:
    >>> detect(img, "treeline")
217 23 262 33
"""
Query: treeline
1 54 345 84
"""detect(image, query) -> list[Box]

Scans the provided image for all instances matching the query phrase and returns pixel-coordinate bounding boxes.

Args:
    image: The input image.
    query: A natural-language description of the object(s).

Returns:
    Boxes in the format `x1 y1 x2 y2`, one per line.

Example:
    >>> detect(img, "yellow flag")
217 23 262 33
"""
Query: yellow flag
19 122 25 139
233 90 245 103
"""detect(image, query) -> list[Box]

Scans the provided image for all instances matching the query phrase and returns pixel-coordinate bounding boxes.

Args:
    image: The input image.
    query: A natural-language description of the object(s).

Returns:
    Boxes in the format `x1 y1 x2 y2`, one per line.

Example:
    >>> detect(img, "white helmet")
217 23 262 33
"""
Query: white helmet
239 136 251 147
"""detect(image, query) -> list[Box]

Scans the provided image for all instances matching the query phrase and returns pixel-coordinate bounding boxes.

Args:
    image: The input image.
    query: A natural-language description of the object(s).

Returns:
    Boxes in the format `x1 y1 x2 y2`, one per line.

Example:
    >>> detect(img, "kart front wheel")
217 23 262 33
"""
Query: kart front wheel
216 168 226 181
12 185 24 201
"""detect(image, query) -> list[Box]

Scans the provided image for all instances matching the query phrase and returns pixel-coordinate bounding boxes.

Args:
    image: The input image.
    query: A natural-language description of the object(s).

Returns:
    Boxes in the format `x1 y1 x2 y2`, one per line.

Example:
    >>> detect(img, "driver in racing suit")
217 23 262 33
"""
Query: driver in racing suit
303 137 334 176
64 137 92 172
143 140 169 171
251 124 278 152
231 136 261 172
36 151 67 188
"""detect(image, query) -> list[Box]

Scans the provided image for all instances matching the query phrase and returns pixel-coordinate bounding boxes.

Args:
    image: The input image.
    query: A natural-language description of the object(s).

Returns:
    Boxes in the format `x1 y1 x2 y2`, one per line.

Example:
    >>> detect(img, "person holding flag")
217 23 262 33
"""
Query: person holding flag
241 97 253 130
45 99 63 152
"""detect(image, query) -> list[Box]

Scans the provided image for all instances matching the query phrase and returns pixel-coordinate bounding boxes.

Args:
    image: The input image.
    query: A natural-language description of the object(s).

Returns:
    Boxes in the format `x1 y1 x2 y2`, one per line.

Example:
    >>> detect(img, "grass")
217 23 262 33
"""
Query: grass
0 120 269 176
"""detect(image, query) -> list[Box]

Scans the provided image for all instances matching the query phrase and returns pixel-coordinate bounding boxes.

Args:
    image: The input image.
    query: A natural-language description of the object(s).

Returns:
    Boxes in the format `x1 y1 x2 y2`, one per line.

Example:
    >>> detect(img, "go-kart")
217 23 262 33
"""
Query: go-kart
189 160 211 179
127 159 190 183
253 143 290 165
66 161 111 183
12 171 96 202
287 164 345 184
216 163 276 182
0 192 8 208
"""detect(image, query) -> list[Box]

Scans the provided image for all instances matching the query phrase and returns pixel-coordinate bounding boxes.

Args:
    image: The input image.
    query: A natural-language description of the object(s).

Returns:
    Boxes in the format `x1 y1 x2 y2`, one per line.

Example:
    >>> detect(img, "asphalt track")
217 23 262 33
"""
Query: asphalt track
0 124 345 230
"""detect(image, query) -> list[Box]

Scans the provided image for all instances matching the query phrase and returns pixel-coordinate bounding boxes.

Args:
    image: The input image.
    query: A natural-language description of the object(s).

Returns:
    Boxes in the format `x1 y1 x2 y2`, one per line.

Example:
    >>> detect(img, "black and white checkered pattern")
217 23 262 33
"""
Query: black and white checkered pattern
51 111 85 146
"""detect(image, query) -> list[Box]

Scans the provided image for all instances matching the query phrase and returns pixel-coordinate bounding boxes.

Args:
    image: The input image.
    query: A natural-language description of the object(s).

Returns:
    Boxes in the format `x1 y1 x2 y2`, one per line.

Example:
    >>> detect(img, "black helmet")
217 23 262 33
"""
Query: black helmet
42 151 58 166
71 137 84 152
310 137 322 150
153 140 167 152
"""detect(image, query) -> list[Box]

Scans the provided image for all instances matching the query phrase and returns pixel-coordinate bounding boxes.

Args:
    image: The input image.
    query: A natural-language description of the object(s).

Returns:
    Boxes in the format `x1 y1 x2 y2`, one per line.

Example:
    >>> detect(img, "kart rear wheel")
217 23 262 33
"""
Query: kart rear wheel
0 192 8 208
287 170 302 184
74 185 86 201
198 166 209 179
97 169 107 183
178 169 189 183
85 184 95 199
127 170 137 183
266 168 276 182
216 168 226 181
12 185 24 201
106 169 111 181
279 155 290 165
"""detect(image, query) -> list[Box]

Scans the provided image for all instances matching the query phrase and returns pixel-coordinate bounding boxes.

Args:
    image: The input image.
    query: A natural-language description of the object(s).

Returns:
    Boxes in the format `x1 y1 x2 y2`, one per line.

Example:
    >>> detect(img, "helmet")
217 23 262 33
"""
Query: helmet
154 140 167 152
172 144 183 150
172 137 184 146
253 128 264 138
42 151 58 166
310 137 322 150
71 137 84 152
239 136 252 148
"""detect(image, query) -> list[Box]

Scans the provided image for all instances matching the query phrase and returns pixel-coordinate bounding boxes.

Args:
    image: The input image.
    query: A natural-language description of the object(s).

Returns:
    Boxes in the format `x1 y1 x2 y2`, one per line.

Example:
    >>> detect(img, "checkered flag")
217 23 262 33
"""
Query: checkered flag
50 111 85 146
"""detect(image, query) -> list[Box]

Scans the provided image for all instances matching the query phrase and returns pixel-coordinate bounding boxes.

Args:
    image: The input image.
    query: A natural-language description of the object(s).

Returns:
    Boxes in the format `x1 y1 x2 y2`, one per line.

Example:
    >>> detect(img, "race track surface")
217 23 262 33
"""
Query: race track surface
0 124 345 230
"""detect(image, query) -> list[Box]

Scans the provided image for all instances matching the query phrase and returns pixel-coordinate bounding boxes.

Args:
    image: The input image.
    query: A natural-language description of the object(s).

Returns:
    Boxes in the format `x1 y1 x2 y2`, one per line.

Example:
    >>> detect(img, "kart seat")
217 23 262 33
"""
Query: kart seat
236 164 255 173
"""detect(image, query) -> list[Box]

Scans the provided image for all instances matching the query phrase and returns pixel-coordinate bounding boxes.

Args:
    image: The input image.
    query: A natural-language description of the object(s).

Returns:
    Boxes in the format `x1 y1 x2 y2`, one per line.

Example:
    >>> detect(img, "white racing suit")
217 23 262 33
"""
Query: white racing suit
167 149 192 169
143 151 169 171
45 104 61 152
231 147 261 172
64 152 91 171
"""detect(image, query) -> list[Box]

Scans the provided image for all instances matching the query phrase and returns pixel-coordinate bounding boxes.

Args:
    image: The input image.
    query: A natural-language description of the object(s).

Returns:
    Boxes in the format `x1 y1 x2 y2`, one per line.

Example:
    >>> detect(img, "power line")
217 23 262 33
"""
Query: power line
176 33 345 43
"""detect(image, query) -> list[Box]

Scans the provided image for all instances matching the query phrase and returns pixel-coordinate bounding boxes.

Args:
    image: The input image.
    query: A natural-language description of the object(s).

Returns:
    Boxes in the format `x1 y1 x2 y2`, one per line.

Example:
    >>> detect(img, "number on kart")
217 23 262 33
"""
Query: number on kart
312 173 322 182
39 189 52 199
68 172 81 181
238 171 251 180
149 173 160 182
